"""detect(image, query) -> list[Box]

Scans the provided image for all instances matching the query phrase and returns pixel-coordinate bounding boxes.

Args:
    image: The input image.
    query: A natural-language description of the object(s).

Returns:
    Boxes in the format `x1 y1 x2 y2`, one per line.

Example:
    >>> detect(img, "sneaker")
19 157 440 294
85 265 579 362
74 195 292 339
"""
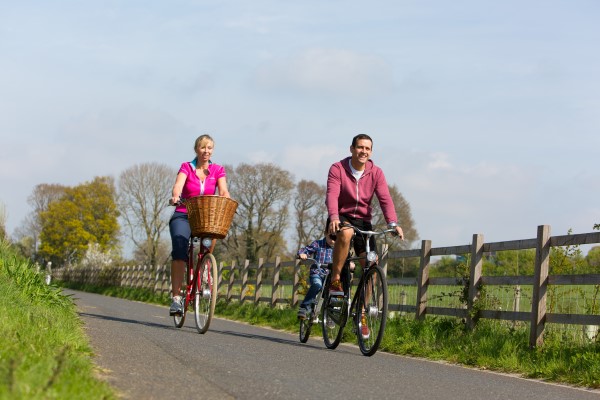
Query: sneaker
169 296 183 316
360 315 370 339
328 280 344 297
297 306 308 320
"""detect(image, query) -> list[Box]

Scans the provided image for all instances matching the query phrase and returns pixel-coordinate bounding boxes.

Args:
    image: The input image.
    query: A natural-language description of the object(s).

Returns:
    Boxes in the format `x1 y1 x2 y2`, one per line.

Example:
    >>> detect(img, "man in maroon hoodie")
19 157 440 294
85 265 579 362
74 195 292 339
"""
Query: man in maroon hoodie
326 134 404 299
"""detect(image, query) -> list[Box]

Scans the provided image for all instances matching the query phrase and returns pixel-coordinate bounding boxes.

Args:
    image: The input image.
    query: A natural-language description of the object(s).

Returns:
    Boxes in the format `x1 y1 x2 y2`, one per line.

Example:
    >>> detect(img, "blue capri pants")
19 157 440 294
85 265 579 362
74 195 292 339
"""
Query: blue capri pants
169 211 191 261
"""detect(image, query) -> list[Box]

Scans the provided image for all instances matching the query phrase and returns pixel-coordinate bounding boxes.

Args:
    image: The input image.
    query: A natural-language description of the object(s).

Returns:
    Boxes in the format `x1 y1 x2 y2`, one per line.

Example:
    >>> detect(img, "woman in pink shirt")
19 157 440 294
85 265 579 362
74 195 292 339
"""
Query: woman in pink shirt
168 134 230 316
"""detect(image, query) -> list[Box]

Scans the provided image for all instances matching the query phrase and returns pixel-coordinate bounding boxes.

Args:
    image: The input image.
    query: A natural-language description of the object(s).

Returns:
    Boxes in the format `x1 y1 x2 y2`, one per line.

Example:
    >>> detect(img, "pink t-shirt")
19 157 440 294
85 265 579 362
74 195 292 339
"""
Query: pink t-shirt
175 161 227 213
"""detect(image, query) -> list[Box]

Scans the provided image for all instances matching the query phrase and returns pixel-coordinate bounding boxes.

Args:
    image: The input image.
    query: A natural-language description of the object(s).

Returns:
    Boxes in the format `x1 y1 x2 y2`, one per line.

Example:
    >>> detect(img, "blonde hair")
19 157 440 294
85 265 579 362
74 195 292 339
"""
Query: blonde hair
194 134 214 153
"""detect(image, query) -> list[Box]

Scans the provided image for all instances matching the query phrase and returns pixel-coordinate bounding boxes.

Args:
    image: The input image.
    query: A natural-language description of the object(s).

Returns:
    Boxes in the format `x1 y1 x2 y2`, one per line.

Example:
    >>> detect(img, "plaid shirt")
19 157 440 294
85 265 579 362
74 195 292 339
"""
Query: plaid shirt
297 237 333 278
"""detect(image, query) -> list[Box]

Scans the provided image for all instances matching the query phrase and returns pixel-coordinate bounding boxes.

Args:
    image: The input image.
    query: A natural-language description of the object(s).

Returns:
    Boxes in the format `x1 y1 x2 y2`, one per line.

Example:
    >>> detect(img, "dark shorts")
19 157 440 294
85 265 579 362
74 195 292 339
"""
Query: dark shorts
169 211 191 261
328 215 376 256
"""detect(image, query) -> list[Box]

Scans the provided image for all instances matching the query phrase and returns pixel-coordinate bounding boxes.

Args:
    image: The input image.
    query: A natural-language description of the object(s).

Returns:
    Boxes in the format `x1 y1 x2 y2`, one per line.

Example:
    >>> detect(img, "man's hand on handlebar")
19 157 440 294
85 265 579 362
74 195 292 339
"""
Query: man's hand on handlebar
393 225 404 240
297 253 308 260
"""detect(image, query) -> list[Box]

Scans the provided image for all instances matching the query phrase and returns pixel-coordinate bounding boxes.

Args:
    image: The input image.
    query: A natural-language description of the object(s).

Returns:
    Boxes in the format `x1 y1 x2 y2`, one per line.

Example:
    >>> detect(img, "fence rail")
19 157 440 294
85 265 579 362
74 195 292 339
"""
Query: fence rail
53 225 600 347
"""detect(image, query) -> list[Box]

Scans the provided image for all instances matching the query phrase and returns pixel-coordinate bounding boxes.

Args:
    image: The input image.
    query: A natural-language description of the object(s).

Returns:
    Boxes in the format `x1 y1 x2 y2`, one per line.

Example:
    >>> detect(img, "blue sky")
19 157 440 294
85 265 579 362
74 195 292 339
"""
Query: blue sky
1 1 599 251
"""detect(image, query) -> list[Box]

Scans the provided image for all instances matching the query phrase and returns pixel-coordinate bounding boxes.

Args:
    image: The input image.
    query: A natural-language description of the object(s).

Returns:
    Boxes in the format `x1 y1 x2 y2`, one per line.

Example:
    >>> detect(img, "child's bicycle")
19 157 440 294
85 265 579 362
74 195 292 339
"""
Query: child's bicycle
321 225 397 356
297 257 330 343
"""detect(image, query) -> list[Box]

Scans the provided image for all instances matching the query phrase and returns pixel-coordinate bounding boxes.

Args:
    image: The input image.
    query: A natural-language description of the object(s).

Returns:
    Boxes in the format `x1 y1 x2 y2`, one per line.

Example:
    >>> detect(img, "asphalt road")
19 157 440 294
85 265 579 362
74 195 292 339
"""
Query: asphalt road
68 290 600 400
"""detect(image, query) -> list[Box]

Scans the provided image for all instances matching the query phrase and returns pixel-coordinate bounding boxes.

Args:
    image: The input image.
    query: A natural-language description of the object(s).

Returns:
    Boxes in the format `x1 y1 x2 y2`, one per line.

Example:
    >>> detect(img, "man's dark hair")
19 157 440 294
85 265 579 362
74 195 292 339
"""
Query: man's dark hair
351 134 373 148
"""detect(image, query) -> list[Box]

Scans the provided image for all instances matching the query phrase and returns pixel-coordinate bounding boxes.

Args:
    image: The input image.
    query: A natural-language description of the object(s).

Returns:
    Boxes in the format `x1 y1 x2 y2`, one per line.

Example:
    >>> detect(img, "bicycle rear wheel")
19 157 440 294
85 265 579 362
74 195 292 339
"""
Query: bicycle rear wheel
194 253 218 334
173 295 186 328
322 293 348 349
356 265 388 356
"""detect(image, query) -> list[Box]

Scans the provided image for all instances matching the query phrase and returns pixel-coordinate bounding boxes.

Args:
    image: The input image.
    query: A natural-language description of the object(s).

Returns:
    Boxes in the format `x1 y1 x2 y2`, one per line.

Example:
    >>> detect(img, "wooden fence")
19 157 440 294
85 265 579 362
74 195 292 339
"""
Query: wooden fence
54 225 600 347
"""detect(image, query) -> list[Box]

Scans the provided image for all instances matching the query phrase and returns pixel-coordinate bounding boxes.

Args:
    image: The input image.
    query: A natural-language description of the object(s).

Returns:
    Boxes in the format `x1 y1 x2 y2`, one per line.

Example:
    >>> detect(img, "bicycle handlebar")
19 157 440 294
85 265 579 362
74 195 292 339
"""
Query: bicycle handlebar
296 257 329 268
345 225 399 237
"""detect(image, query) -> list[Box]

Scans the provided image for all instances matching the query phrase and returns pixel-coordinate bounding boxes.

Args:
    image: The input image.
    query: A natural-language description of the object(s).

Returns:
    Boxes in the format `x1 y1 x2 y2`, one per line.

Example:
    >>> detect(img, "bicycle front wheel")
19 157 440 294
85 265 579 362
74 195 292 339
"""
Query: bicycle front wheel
194 253 218 334
356 265 388 356
299 316 312 343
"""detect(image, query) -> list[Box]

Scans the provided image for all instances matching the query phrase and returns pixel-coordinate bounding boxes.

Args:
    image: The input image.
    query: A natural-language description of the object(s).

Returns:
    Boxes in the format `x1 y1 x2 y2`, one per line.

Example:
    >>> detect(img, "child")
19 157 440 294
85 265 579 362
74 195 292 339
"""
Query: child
296 233 335 319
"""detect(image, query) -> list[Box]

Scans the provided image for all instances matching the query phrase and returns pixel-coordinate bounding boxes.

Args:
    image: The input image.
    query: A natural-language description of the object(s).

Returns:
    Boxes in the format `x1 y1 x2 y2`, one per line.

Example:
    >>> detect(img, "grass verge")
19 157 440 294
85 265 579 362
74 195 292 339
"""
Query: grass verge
0 241 116 400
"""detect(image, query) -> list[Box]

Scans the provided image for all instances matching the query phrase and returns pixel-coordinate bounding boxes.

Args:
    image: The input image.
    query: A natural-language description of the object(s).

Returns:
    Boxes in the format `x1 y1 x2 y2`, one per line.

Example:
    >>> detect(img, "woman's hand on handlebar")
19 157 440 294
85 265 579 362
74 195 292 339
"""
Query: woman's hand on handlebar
169 196 182 206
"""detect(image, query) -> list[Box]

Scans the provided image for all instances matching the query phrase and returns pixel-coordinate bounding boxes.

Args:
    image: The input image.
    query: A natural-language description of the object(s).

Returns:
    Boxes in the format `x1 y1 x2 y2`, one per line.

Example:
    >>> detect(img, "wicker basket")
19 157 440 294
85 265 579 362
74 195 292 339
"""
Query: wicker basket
185 195 238 239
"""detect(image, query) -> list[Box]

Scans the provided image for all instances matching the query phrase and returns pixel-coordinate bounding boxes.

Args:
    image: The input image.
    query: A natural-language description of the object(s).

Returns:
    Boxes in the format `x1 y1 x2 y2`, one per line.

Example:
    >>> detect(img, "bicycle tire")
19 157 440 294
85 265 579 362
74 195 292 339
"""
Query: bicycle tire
322 292 348 349
173 297 186 328
194 253 218 334
356 265 388 356
299 315 312 343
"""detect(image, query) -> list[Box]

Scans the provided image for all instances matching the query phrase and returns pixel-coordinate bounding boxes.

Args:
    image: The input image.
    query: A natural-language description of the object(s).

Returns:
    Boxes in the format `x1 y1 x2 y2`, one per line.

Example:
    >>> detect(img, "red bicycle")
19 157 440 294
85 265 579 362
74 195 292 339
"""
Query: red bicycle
173 234 218 333
171 195 237 333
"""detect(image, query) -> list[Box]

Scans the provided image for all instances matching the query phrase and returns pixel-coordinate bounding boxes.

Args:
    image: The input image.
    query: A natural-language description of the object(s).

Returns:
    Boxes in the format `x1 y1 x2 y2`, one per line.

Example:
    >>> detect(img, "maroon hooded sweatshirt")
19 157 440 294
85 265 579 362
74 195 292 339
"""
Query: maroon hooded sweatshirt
326 156 398 225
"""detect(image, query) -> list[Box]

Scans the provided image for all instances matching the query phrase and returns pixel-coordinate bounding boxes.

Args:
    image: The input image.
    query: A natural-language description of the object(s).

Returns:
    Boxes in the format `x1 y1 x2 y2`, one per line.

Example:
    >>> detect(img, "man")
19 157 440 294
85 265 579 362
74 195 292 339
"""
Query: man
326 134 404 296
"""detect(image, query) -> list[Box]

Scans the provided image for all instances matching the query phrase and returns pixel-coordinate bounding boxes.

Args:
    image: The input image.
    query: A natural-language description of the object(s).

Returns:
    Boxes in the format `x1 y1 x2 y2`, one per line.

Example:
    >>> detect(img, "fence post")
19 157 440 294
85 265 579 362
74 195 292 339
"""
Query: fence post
512 285 521 328
241 260 249 303
530 224 551 348
400 291 407 316
271 256 281 308
416 240 431 320
467 234 484 329
292 259 301 307
227 261 236 302
255 258 264 305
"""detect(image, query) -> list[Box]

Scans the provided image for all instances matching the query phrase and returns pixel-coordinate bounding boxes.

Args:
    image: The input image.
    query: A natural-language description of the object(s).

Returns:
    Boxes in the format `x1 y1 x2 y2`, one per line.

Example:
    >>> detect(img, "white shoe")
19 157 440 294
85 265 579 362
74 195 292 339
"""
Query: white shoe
169 296 183 315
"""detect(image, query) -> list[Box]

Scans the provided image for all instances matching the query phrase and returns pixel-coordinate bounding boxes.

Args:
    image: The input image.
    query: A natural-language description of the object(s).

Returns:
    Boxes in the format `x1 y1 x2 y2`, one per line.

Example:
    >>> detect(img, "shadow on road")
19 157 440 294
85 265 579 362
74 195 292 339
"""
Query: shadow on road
78 311 175 331
210 328 358 356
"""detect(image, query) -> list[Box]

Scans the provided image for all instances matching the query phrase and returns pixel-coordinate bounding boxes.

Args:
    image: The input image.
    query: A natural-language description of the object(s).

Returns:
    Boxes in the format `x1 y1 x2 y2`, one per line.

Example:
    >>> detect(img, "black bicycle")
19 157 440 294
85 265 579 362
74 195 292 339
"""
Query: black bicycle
297 258 330 343
321 225 396 356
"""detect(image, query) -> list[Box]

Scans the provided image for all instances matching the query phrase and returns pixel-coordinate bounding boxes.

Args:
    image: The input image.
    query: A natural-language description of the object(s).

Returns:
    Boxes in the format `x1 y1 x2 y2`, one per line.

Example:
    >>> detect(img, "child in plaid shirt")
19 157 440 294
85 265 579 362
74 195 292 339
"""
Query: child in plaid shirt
296 233 335 319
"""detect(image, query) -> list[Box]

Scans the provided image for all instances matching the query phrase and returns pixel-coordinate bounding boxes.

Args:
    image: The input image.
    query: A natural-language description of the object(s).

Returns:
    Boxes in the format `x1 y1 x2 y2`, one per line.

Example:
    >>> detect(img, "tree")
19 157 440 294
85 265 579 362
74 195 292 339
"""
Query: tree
14 184 67 261
118 162 175 265
483 249 536 276
586 246 600 271
39 176 120 266
220 163 294 264
293 179 327 250
370 184 419 277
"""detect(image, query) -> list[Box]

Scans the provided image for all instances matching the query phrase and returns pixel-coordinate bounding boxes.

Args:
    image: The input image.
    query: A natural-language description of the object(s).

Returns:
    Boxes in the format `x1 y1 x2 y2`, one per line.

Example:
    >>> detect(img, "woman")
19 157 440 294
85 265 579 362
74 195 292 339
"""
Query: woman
168 134 230 316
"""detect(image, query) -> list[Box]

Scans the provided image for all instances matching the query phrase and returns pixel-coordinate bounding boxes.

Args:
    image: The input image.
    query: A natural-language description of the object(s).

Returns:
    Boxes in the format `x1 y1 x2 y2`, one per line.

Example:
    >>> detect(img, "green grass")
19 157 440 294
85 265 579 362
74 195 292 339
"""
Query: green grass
0 240 115 399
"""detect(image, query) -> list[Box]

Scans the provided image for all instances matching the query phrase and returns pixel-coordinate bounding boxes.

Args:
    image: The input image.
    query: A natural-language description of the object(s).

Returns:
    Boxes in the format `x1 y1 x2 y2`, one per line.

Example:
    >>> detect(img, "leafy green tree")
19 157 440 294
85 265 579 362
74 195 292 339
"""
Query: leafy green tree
483 250 536 276
39 177 120 266
586 246 600 271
